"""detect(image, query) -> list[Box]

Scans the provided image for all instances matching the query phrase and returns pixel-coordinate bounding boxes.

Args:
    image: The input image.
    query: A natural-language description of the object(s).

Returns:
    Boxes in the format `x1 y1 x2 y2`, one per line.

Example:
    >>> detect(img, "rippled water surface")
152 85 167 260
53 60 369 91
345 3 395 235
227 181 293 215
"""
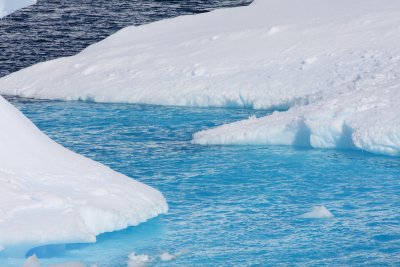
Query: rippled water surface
0 0 251 77
2 0 400 266
3 97 400 266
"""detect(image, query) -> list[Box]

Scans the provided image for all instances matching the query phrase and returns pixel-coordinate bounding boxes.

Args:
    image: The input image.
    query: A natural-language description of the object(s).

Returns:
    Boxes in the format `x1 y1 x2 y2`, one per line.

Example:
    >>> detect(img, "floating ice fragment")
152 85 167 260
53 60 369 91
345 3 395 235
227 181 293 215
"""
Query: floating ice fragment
160 250 187 261
160 252 175 261
48 262 86 267
300 206 334 219
128 252 149 267
23 255 40 267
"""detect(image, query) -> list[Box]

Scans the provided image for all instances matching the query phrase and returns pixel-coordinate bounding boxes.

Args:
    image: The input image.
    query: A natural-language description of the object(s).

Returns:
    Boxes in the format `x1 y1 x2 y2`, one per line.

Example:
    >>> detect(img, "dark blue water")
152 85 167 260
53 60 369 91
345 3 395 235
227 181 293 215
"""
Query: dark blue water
0 0 251 77
2 97 400 266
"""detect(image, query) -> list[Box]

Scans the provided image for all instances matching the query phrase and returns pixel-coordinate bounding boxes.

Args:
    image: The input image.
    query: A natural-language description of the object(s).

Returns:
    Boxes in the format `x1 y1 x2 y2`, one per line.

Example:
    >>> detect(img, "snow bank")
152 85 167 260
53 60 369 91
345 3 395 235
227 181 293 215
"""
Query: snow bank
0 95 168 256
299 206 334 219
1 0 400 155
0 0 36 18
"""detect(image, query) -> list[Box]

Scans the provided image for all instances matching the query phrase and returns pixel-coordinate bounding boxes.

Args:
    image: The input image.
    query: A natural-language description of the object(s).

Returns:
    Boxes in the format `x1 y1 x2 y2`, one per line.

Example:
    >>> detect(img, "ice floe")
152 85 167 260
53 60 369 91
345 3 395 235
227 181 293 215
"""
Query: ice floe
0 95 168 256
23 255 40 267
160 252 175 261
300 206 334 219
0 0 398 108
127 252 149 267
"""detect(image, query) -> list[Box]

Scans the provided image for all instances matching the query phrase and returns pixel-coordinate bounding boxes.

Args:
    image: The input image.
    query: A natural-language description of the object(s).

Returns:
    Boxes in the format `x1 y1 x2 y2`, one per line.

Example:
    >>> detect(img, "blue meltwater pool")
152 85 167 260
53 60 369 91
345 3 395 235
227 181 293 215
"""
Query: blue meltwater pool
3 98 400 266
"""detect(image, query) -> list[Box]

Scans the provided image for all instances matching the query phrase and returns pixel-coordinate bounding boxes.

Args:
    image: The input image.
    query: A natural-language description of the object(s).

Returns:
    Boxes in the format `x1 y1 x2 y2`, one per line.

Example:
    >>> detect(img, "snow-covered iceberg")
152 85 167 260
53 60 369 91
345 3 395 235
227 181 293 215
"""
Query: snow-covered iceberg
0 95 168 256
0 0 36 18
1 0 400 156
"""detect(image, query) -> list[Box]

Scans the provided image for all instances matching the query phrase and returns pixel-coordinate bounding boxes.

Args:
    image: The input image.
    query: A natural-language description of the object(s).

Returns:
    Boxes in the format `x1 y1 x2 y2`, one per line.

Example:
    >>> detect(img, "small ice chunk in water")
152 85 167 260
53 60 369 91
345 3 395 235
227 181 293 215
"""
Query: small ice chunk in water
128 252 149 267
23 255 90 267
300 206 334 219
48 262 87 267
160 252 175 261
23 255 40 267
160 250 187 261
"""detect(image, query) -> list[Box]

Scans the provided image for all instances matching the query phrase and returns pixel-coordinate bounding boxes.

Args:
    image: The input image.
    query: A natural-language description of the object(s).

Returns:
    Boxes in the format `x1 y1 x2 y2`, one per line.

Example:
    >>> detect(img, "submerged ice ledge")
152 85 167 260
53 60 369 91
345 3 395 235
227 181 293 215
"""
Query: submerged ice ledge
0 95 168 256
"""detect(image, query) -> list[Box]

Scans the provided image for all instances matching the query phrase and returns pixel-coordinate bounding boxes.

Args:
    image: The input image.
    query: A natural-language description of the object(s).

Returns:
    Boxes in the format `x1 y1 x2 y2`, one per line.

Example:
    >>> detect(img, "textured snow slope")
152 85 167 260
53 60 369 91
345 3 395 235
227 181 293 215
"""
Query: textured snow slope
0 95 167 256
1 0 400 156
0 0 36 18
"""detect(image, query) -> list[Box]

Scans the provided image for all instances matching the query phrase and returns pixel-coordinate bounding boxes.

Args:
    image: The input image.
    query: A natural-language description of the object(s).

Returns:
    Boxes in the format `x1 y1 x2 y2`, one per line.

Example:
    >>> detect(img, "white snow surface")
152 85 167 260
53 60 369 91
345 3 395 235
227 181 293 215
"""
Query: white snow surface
0 0 36 18
300 206 334 219
0 95 168 256
1 0 400 155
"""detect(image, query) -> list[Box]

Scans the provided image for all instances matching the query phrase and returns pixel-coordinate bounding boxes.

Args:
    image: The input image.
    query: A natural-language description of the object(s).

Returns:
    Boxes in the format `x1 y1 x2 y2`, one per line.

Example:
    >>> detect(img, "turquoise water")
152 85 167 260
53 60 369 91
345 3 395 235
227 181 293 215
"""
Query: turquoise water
3 98 400 266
